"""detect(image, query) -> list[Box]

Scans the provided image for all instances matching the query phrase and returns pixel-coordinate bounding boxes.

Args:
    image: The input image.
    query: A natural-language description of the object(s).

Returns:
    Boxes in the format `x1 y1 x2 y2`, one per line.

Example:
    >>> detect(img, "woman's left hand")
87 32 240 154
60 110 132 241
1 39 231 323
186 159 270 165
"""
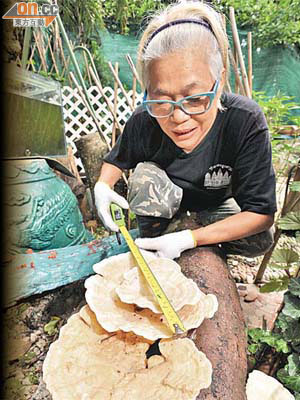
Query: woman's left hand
135 229 196 259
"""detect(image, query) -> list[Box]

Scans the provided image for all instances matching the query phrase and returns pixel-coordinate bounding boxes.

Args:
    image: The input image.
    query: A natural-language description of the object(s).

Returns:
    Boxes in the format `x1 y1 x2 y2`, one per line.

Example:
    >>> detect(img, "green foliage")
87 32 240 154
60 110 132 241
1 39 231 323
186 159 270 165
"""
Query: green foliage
100 0 169 34
279 211 300 231
90 40 114 87
252 91 300 179
271 248 299 266
248 280 300 396
44 316 61 336
253 91 300 133
214 0 300 47
59 0 104 44
276 278 300 395
259 210 300 294
260 277 290 293
247 327 290 354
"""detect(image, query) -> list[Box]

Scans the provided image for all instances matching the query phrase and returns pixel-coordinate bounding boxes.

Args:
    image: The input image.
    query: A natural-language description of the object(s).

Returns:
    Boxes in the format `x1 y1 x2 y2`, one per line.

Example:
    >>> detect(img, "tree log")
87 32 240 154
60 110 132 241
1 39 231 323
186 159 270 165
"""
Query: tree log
178 247 248 400
75 133 108 206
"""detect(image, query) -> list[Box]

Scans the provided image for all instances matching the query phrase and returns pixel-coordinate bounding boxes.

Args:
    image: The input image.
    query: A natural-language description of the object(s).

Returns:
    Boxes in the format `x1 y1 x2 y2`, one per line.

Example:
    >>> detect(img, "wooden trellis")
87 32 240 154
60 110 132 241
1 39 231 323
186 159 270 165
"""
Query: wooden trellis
62 86 143 171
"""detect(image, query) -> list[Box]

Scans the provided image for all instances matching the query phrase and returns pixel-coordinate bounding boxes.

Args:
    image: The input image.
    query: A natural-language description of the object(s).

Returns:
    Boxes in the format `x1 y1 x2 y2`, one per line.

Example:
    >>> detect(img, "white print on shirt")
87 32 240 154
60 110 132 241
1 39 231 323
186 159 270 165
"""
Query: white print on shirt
204 164 232 190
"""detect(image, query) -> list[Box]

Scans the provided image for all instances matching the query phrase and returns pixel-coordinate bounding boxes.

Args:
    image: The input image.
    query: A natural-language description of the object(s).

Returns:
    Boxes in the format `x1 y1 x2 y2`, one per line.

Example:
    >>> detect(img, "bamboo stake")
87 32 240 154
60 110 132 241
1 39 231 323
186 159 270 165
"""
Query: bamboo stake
108 62 134 111
220 14 231 92
233 44 239 93
61 55 71 81
33 30 47 72
47 36 59 75
112 62 119 147
53 18 60 54
56 13 106 143
229 7 251 98
55 19 69 80
69 72 112 150
132 76 137 109
21 27 32 69
89 67 123 132
247 32 253 95
83 52 92 86
125 54 142 87
229 49 245 96
27 41 37 71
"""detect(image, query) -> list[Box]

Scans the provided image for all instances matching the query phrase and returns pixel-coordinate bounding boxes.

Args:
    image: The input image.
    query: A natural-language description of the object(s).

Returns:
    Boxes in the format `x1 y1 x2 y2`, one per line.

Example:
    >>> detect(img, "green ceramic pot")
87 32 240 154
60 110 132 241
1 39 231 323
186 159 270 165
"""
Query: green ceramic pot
5 159 92 254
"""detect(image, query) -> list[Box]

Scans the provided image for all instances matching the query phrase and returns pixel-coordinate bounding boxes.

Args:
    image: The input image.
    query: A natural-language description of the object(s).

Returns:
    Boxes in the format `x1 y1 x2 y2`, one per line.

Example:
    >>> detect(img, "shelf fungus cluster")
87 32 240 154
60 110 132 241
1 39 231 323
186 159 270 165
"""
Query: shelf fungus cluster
43 251 218 400
246 370 295 400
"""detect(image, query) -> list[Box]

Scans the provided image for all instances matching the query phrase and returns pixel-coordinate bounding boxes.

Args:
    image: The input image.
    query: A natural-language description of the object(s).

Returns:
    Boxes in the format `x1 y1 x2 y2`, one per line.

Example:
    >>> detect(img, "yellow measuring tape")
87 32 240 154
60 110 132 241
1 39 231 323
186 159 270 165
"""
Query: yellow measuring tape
110 203 186 335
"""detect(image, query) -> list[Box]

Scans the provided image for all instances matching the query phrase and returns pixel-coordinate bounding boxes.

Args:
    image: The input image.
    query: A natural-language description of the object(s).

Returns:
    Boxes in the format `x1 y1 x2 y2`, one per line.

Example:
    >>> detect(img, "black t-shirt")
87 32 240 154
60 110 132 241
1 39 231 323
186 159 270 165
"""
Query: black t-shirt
104 92 277 215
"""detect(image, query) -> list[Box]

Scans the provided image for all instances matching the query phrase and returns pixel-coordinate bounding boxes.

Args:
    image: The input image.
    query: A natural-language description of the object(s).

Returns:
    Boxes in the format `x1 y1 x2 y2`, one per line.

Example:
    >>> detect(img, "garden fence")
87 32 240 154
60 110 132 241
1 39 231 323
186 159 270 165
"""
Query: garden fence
62 85 143 172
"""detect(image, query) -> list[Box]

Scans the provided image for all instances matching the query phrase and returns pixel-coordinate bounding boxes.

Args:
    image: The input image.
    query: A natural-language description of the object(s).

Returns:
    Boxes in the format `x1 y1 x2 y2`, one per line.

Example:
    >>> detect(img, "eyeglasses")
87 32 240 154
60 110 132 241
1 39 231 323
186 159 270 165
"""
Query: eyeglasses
142 80 219 118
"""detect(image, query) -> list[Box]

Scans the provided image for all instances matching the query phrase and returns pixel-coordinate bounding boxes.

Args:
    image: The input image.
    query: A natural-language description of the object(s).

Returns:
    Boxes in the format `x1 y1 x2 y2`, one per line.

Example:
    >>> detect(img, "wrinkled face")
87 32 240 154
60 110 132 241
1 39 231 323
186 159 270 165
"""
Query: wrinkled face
147 49 223 153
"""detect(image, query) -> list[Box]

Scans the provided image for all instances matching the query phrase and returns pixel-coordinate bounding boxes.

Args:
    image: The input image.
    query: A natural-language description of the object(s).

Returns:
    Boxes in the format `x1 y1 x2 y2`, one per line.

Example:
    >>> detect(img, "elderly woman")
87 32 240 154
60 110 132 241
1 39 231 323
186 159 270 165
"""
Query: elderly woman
94 0 276 260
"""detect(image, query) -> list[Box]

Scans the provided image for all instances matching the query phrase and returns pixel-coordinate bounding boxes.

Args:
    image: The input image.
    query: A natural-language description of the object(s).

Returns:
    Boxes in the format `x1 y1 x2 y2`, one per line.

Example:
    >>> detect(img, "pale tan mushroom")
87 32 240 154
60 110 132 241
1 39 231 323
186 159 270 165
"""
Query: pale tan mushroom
92 250 157 285
246 370 295 400
43 306 212 400
85 268 218 340
116 258 202 313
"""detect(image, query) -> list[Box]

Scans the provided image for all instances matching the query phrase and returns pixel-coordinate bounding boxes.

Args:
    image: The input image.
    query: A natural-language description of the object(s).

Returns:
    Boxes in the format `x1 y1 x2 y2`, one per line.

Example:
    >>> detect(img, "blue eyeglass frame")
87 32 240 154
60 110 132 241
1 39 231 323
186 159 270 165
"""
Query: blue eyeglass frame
142 79 219 118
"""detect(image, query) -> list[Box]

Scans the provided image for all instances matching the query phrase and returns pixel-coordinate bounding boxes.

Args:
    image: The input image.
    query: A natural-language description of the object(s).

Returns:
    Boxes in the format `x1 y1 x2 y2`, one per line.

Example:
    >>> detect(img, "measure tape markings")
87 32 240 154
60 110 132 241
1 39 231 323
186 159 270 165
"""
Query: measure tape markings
119 225 186 334
110 203 186 335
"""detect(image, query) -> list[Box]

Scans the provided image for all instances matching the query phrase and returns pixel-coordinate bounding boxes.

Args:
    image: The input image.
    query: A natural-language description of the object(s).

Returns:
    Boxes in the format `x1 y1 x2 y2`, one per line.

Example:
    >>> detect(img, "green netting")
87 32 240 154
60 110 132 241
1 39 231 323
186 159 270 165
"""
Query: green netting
100 31 140 89
100 30 300 116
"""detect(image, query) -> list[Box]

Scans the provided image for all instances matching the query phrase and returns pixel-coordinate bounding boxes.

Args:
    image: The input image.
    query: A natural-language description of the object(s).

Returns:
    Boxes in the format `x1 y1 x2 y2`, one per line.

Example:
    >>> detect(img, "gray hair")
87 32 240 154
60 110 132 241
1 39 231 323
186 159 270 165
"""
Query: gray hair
137 1 229 94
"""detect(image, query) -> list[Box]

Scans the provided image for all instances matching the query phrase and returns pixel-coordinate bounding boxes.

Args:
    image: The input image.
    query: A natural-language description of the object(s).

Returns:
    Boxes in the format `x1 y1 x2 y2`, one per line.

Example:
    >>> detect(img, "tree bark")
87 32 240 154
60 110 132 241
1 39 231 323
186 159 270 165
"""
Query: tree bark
75 132 108 193
178 246 248 400
75 133 109 218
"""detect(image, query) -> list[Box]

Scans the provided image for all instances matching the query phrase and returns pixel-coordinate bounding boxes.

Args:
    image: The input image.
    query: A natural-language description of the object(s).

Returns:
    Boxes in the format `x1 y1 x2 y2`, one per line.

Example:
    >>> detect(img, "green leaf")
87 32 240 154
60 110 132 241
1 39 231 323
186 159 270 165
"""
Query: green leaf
289 278 300 297
282 292 300 319
44 316 60 336
271 248 299 265
268 263 294 270
247 328 289 353
277 314 300 344
129 210 136 221
287 353 300 376
247 327 265 343
278 211 300 230
248 343 260 354
261 336 289 353
277 368 300 392
260 277 290 293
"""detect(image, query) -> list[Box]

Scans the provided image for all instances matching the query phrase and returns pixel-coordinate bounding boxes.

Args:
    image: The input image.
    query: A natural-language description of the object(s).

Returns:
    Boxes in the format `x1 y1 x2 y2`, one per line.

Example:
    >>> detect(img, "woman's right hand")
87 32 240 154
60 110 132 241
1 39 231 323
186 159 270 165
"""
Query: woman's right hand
94 181 129 232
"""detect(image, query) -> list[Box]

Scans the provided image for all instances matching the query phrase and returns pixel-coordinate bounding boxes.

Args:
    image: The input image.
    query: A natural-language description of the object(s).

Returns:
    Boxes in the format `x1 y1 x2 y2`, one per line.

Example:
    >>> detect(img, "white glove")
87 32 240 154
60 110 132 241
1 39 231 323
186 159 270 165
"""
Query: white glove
94 181 129 232
135 230 197 259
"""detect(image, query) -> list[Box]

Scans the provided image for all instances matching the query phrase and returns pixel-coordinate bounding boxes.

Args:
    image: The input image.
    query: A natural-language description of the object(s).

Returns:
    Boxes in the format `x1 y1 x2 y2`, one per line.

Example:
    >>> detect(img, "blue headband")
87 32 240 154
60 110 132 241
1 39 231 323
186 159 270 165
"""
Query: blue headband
144 18 214 51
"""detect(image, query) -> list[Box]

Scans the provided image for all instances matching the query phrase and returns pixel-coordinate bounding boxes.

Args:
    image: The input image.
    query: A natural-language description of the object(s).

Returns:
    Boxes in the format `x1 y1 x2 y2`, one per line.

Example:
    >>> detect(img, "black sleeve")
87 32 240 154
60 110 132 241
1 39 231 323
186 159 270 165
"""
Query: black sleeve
231 106 277 215
103 109 147 170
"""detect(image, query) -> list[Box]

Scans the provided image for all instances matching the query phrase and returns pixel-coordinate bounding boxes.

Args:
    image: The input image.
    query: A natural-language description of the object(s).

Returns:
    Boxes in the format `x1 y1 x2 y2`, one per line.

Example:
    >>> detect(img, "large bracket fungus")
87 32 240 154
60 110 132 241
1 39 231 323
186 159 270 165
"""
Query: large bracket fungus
43 305 212 400
116 258 204 312
85 252 218 340
246 370 295 400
